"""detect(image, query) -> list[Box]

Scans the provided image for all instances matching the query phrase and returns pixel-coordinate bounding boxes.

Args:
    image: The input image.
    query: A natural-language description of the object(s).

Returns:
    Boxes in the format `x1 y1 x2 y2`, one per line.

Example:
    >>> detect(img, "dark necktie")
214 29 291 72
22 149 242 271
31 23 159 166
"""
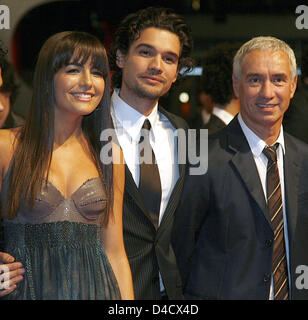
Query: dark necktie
138 119 161 229
263 143 289 300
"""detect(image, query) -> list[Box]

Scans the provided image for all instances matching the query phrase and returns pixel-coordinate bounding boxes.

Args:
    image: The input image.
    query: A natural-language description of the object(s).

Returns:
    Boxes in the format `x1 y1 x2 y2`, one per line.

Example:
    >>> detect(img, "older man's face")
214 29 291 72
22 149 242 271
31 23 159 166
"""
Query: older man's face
233 49 297 136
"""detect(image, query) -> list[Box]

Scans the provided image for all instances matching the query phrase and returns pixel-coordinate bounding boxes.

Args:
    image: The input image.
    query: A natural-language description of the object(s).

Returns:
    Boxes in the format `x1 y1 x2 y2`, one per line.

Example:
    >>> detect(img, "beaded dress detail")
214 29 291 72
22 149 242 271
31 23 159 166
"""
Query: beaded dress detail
1 167 121 300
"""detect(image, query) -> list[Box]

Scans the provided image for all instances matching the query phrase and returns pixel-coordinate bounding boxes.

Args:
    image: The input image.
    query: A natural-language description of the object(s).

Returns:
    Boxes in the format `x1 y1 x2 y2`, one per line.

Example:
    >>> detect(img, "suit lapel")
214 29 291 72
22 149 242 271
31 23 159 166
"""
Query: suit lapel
227 118 270 226
124 164 154 223
283 134 300 245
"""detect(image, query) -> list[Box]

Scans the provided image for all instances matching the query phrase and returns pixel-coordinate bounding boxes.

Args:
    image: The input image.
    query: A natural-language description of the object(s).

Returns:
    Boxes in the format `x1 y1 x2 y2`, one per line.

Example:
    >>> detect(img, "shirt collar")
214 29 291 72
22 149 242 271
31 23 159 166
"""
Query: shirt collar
212 106 234 125
237 113 285 158
111 89 159 142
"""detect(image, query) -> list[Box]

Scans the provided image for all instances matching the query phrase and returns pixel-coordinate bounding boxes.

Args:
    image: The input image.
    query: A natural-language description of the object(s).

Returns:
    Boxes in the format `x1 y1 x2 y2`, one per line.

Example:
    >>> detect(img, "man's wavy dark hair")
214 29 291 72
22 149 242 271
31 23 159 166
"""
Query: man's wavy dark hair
109 7 194 89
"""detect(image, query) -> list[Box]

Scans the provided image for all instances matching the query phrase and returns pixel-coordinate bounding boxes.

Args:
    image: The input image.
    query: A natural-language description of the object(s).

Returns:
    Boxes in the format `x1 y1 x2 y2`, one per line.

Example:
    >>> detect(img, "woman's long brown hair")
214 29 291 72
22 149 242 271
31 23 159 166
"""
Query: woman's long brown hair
5 31 113 225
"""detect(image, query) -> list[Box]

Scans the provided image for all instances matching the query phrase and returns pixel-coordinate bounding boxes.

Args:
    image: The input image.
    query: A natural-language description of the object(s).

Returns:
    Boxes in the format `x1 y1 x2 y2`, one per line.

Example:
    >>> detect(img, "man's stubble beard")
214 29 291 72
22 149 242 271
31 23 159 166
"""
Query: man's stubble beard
129 78 167 101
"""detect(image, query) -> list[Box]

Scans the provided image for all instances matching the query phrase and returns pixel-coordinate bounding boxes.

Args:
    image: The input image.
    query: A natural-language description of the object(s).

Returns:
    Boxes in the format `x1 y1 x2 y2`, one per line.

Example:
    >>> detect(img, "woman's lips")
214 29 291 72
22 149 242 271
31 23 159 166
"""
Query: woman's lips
70 92 94 101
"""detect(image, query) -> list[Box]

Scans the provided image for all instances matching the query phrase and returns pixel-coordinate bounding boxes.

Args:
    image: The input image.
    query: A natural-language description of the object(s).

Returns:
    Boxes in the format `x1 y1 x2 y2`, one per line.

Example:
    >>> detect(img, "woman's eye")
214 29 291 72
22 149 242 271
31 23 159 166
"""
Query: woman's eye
66 68 79 73
92 70 103 77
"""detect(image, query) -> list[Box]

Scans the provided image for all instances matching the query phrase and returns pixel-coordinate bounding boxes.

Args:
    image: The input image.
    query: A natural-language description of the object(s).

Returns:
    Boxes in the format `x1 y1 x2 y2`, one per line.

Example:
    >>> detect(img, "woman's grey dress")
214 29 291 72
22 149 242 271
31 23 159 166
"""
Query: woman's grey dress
1 169 121 300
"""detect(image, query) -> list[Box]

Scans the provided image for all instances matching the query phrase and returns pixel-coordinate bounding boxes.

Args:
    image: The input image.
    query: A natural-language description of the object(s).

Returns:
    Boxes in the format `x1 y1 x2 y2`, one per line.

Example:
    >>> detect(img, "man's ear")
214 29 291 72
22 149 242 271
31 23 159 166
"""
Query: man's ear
290 74 298 99
116 50 126 69
232 73 240 99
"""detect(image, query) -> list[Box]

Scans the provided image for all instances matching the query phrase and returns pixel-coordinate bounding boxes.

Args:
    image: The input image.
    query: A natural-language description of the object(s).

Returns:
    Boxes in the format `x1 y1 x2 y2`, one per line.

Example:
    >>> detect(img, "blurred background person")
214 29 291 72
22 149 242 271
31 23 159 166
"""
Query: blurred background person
201 42 241 134
0 41 6 88
283 47 308 143
197 84 214 126
0 59 24 129
189 80 214 130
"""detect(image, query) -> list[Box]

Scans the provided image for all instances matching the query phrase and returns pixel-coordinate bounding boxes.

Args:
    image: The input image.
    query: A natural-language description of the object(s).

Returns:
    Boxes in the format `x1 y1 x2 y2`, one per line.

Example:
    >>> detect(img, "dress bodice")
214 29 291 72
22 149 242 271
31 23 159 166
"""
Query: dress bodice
1 164 107 225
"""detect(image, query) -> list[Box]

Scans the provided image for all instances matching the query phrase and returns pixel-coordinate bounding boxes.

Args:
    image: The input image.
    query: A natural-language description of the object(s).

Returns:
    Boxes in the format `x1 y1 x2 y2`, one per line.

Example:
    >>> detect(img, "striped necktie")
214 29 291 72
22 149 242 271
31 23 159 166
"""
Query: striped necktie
263 143 289 300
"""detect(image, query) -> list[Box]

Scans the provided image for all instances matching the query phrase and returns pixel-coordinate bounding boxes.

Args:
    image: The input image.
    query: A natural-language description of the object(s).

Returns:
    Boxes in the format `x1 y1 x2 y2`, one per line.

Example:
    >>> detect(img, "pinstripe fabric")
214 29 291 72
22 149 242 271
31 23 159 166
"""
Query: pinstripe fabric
263 144 289 300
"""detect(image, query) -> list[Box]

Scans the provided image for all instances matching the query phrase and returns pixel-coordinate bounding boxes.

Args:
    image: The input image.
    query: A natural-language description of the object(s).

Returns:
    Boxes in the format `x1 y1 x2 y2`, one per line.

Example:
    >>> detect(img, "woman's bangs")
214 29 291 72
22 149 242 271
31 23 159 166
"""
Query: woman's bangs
67 40 108 76
52 35 107 75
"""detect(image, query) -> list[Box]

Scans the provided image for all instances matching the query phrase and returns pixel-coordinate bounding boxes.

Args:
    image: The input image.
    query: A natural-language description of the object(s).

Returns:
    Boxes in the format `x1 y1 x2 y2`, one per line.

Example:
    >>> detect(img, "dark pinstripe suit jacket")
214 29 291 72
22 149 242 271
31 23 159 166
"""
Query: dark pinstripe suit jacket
121 107 188 300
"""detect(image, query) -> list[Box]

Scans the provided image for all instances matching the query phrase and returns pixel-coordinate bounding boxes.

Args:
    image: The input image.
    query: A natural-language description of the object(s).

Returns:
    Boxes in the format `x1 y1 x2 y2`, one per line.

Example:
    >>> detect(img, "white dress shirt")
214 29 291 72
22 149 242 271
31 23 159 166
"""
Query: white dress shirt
238 113 290 300
212 106 234 125
110 89 180 226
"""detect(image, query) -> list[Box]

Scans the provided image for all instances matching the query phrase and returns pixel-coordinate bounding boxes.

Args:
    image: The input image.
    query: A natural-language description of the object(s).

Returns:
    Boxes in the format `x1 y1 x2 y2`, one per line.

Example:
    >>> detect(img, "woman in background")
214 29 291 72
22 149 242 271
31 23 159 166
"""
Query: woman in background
0 31 134 300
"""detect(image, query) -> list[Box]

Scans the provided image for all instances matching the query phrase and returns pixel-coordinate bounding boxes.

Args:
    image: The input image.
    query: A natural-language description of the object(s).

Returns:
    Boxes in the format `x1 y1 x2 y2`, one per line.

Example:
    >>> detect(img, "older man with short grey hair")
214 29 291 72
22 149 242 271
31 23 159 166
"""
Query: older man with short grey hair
173 36 308 300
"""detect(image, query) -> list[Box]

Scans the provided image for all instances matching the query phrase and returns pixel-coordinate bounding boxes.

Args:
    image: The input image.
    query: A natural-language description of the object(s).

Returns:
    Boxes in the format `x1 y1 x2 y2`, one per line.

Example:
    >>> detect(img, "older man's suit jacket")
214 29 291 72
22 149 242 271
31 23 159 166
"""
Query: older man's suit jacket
122 107 188 300
172 116 308 300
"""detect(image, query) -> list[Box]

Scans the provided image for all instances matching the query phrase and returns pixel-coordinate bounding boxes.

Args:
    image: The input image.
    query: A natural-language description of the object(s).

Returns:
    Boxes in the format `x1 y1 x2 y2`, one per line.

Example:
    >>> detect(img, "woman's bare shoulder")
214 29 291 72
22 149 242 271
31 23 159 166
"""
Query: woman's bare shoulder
0 127 20 147
0 128 20 166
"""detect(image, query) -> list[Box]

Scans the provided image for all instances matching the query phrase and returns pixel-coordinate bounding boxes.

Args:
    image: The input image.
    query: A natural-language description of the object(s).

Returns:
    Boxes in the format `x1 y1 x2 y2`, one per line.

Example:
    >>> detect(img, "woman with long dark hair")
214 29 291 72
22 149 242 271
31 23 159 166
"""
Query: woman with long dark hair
0 31 134 299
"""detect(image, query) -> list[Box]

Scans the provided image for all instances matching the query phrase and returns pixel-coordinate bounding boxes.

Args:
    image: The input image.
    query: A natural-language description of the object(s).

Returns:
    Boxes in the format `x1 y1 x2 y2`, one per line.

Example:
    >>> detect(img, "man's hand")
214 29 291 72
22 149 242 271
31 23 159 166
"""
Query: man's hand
0 252 25 297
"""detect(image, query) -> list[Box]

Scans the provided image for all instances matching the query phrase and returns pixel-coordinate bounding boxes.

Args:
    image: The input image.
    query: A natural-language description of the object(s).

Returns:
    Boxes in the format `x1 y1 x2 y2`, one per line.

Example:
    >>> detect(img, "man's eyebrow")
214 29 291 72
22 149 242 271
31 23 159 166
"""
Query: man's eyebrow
272 73 287 77
135 43 154 50
135 43 179 59
246 73 261 78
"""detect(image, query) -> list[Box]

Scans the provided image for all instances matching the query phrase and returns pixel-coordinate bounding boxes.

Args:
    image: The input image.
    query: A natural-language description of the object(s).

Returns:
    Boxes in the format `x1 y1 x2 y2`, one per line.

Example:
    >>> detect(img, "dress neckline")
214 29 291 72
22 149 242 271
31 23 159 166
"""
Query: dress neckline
44 177 101 200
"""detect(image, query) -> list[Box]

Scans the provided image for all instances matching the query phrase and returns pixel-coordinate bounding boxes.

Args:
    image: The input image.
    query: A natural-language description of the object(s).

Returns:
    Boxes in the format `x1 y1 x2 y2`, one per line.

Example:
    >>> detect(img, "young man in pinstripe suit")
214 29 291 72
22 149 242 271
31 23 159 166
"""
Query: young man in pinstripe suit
108 7 193 299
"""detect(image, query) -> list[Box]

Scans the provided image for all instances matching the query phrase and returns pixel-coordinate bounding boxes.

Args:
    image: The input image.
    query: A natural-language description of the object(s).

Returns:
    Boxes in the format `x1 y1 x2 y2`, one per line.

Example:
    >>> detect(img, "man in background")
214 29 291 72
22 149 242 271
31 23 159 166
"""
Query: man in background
283 47 308 143
201 43 240 134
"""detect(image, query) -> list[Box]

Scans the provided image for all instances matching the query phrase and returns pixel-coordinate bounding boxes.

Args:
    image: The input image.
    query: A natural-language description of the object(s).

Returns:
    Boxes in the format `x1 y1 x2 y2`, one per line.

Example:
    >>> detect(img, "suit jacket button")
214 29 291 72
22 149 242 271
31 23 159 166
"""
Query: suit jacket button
263 274 270 282
265 239 272 247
